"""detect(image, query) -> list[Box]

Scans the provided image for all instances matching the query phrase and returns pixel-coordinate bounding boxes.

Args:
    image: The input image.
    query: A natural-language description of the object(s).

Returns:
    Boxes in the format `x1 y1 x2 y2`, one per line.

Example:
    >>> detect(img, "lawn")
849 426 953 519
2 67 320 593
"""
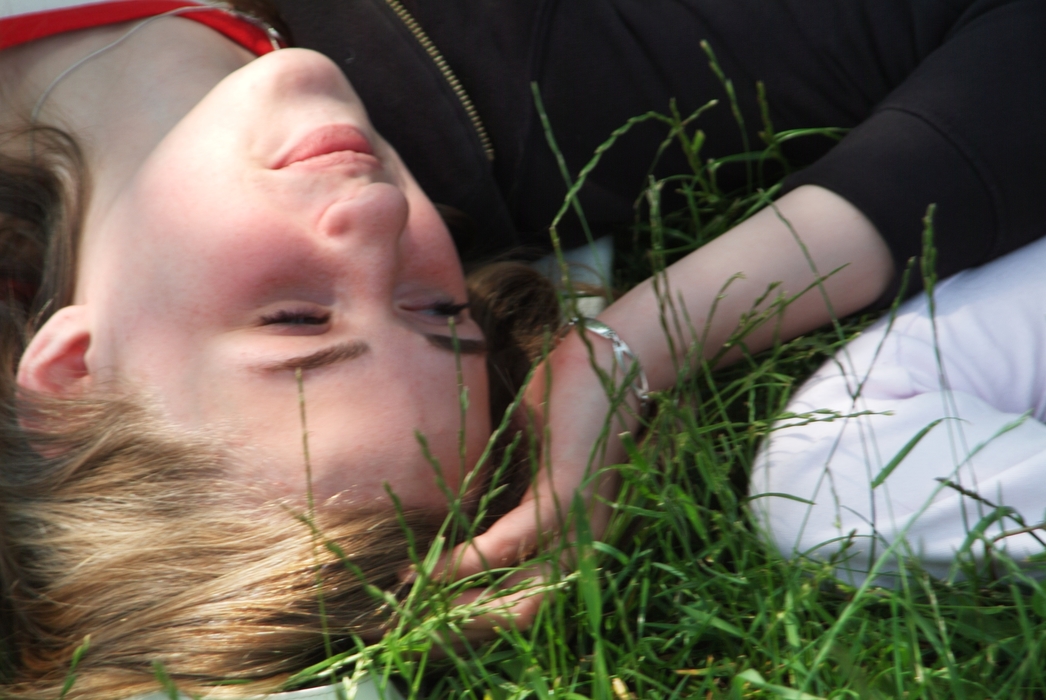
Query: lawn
281 50 1046 700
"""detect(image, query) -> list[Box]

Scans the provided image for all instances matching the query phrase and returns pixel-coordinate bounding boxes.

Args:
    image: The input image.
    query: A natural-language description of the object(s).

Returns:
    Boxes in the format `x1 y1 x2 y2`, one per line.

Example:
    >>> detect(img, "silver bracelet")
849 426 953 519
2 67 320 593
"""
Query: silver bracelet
566 317 651 409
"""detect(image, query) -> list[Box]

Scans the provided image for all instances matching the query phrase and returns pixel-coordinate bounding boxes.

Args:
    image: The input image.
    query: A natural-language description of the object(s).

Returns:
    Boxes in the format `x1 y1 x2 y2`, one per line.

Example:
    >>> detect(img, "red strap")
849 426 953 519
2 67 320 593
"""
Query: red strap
0 1 284 55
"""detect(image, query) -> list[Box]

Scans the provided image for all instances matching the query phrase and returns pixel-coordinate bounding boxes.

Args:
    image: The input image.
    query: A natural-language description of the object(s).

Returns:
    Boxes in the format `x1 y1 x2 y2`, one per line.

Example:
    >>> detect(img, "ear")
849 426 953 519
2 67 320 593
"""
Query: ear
17 305 93 396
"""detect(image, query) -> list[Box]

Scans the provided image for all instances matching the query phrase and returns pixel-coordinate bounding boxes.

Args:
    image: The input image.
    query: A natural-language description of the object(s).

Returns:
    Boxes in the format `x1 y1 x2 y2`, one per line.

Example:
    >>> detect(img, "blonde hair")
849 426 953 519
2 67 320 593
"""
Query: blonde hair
0 391 440 700
0 20 561 690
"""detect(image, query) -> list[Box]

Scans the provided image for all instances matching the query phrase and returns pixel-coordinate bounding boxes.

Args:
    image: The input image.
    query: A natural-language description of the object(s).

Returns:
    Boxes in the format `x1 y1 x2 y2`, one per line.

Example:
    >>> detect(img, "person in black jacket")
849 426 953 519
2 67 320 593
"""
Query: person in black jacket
267 0 1046 624
276 0 1046 285
2 3 1044 680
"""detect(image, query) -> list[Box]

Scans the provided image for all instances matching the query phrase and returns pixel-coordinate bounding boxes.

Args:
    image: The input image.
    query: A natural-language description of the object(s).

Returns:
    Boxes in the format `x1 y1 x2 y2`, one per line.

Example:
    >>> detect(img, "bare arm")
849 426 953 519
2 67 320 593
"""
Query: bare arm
447 185 894 629
602 184 894 388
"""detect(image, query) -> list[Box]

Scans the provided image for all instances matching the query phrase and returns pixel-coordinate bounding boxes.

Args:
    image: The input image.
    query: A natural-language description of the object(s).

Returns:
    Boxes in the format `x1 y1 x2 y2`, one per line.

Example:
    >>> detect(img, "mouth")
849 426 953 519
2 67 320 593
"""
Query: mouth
276 125 377 169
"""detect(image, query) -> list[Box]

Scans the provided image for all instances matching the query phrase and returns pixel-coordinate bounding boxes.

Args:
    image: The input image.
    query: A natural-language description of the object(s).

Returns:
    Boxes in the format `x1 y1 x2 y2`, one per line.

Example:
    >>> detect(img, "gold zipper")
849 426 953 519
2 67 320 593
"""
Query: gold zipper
380 0 495 162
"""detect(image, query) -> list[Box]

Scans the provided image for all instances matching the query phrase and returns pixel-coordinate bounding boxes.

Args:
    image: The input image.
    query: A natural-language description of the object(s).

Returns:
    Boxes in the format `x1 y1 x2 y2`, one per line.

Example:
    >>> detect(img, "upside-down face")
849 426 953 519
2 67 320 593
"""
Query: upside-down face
27 48 492 509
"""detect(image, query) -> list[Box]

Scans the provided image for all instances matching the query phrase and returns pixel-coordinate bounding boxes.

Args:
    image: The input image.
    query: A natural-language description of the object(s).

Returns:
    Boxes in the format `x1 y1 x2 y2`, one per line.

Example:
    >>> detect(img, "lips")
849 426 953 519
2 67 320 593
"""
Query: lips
276 125 376 169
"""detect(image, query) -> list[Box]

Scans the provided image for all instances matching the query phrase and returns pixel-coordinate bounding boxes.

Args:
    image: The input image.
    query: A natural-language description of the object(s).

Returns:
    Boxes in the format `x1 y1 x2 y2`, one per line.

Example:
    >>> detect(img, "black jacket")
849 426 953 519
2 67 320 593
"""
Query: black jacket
274 0 1046 294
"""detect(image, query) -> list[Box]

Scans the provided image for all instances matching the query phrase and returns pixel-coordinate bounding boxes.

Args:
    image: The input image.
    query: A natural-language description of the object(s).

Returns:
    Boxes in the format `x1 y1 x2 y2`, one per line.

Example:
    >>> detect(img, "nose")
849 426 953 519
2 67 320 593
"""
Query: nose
251 48 358 106
318 181 409 240
316 182 409 282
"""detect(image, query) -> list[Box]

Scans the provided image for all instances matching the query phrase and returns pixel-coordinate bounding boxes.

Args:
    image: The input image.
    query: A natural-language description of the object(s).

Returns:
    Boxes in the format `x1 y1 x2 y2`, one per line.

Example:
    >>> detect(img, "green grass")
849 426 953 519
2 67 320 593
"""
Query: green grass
122 50 1046 700
296 223 1046 698
288 53 1046 700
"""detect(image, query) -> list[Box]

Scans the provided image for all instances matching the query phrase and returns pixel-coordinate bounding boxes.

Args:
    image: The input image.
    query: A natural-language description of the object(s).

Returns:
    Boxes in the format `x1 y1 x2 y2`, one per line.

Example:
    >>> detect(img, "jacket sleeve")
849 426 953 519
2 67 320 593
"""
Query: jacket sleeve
782 0 1046 300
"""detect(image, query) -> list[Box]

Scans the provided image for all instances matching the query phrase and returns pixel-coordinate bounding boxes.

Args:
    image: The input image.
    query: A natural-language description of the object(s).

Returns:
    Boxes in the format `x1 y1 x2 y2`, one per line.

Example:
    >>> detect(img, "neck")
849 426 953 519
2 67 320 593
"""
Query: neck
0 16 254 276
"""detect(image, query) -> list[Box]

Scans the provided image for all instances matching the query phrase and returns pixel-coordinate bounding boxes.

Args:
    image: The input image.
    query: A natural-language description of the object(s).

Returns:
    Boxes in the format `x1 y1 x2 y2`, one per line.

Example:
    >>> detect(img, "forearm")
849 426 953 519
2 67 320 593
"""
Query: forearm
599 185 894 391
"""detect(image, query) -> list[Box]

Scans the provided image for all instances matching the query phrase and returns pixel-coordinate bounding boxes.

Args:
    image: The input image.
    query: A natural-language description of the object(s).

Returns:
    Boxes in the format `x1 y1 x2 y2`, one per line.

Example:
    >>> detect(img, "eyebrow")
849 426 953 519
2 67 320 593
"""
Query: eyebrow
424 333 486 355
258 340 370 373
256 334 485 374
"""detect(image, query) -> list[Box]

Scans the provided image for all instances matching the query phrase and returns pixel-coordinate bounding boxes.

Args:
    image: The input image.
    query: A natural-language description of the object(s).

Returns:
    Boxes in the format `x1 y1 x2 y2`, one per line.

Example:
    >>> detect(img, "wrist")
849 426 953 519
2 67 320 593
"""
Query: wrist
564 317 650 411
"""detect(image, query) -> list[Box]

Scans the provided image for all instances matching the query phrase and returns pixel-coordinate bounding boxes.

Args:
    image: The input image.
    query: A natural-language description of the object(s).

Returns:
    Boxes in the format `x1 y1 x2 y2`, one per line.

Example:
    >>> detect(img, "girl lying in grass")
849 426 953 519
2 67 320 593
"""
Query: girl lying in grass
1 0 1046 698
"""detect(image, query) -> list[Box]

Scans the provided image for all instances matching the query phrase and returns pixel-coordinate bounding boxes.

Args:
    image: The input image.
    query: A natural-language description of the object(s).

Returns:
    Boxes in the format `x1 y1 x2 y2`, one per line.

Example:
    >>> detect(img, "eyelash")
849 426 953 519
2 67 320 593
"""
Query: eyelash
428 302 469 318
261 309 331 326
260 302 466 326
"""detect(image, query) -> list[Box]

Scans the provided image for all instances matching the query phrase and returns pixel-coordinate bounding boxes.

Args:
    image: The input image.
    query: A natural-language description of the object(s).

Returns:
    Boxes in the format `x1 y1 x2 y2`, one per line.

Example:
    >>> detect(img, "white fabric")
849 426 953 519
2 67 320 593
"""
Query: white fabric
2 0 137 17
532 235 615 290
0 0 97 15
751 235 1046 583
137 674 405 700
0 0 204 17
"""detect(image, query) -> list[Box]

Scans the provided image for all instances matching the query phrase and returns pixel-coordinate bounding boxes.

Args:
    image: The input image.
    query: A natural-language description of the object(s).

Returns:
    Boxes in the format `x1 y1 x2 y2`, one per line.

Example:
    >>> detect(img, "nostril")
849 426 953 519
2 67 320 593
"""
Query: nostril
317 182 409 240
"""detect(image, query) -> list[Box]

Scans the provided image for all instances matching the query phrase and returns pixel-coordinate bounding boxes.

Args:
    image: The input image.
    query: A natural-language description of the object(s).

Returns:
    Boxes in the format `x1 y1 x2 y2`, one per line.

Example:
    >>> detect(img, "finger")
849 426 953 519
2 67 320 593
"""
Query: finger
435 461 578 579
436 495 551 580
391 563 568 659
453 562 563 634
442 479 588 579
441 464 620 582
460 582 548 634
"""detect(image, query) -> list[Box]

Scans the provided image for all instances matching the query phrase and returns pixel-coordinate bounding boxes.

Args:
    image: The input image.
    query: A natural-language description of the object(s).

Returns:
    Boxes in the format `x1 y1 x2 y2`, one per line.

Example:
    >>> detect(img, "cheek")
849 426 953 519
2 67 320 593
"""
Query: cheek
386 353 491 489
114 200 335 319
399 195 466 286
301 362 490 508
464 356 492 442
409 353 490 441
443 356 493 488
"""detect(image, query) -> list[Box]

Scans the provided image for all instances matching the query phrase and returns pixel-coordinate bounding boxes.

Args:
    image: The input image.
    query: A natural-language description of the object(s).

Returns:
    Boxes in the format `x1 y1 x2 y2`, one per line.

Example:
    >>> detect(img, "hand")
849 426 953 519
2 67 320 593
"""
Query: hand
439 325 639 634
433 185 893 636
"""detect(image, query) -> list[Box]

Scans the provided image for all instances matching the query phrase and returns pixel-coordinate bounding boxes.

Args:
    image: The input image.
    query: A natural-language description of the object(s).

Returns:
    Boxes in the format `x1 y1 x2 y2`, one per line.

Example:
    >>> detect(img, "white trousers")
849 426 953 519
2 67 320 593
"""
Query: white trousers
751 236 1046 583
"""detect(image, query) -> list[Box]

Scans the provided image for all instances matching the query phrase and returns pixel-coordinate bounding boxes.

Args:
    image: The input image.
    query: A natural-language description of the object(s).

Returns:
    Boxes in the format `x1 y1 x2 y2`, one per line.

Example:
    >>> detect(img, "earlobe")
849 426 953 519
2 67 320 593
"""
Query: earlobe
17 305 93 396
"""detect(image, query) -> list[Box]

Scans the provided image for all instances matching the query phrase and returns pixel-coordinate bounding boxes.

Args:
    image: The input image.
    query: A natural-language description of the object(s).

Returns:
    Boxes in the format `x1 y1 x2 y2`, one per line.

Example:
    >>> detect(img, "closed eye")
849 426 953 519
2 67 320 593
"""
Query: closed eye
425 301 469 318
260 309 331 326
